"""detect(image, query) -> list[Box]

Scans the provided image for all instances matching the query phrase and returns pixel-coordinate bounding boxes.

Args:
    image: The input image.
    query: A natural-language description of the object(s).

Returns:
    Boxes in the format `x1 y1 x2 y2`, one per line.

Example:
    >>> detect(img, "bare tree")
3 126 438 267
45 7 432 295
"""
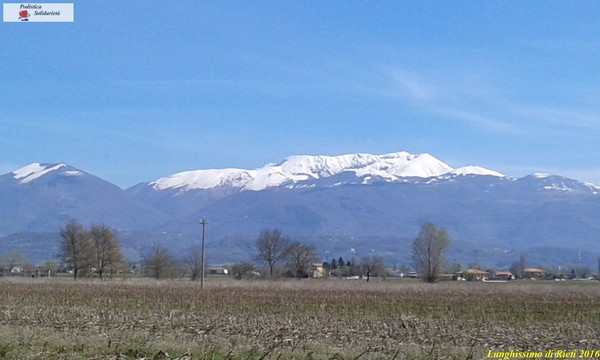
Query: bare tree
510 254 526 280
255 228 290 278
183 249 204 280
230 262 256 280
412 222 451 283
89 224 126 280
60 220 92 280
360 255 386 282
519 254 526 279
143 244 175 279
286 241 319 279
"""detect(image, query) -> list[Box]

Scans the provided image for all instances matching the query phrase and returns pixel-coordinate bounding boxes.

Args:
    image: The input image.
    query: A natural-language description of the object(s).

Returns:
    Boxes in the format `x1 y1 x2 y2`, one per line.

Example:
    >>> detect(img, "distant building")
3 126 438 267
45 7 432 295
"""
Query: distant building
404 271 419 278
460 269 489 281
311 263 324 278
208 267 228 275
495 271 514 280
523 268 545 279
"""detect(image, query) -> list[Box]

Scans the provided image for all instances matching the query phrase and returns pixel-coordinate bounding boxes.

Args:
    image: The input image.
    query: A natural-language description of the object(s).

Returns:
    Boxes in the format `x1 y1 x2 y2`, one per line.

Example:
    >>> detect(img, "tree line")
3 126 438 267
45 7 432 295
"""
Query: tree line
26 219 597 283
54 220 450 282
141 244 207 280
59 220 209 280
232 228 389 281
115 227 391 281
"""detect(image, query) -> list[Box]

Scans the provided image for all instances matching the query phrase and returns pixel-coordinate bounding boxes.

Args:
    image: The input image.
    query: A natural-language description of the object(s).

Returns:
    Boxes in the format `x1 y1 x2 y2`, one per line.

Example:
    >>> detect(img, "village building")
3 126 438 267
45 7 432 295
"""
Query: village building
10 266 24 274
404 271 419 278
494 271 514 280
208 267 228 275
460 268 489 281
523 268 545 279
311 263 325 278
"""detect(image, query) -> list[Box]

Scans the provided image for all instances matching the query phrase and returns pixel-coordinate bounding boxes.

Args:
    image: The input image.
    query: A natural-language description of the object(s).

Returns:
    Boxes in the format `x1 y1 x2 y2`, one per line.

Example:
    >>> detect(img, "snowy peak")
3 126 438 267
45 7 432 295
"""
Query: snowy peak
11 163 86 185
532 172 551 179
149 151 504 192
386 153 453 178
514 173 600 194
278 152 387 177
151 168 256 191
12 163 76 184
151 152 452 192
450 165 504 177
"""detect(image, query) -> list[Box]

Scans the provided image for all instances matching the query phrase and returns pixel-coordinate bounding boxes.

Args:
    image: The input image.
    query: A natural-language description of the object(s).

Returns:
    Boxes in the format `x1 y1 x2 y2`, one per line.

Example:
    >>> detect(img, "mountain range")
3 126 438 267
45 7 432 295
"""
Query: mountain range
1 151 599 269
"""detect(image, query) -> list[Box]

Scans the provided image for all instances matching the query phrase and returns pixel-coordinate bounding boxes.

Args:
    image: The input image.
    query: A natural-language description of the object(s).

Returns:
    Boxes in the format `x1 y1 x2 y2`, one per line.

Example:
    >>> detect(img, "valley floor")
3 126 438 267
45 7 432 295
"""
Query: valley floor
0 278 599 359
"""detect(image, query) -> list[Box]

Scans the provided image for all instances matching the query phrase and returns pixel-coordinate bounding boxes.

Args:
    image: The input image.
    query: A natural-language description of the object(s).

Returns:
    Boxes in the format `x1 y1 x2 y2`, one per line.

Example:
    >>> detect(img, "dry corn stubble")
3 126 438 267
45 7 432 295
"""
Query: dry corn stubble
0 278 599 359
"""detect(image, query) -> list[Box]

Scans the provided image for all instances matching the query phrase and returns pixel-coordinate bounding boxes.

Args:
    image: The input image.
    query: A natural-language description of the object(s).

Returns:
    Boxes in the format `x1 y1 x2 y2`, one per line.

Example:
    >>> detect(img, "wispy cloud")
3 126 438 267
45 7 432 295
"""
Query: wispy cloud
389 70 436 102
433 108 517 134
371 65 600 139
375 67 519 134
513 105 600 131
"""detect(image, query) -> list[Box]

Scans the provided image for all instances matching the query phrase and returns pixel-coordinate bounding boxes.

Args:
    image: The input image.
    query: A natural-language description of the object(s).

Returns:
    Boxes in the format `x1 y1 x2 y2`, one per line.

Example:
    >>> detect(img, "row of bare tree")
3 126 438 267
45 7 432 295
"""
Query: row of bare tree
58 220 452 282
251 228 389 281
252 223 452 282
254 228 318 278
60 220 126 280
141 244 205 280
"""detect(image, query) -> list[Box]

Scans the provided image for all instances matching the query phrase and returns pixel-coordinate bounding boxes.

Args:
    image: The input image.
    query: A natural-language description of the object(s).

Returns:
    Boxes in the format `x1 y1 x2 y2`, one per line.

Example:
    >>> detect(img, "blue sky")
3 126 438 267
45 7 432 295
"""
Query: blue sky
1 1 600 187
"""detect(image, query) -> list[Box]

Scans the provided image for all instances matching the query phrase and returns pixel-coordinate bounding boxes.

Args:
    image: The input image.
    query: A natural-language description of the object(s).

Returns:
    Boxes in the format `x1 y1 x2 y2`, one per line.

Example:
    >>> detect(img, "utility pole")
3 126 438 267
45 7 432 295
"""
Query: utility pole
199 217 208 290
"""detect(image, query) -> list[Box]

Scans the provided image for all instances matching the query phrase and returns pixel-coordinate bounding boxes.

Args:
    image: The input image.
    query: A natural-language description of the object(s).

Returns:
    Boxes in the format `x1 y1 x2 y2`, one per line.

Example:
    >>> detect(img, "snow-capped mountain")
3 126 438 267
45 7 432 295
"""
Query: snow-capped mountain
7 162 86 186
0 162 167 234
2 153 600 268
147 152 503 193
12 163 80 184
449 165 504 177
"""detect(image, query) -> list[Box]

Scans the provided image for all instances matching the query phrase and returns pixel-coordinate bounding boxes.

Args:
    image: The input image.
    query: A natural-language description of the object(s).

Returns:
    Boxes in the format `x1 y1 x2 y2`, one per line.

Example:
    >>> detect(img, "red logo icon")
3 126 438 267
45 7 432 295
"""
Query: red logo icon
19 10 30 21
